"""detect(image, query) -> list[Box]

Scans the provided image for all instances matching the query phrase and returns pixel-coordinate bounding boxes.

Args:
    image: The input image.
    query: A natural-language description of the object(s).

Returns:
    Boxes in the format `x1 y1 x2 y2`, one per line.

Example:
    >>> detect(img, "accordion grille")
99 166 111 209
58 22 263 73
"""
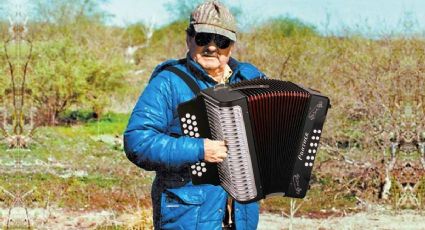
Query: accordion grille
233 79 310 194
205 100 257 201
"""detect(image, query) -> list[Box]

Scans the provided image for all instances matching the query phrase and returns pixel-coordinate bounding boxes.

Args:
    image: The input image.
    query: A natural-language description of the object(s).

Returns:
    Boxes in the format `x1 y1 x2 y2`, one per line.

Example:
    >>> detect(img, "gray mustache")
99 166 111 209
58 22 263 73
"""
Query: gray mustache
202 52 217 57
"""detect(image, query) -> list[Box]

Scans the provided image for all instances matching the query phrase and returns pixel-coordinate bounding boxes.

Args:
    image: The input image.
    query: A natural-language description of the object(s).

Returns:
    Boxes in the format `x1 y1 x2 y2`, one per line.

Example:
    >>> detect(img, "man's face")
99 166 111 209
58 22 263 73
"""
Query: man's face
187 33 234 72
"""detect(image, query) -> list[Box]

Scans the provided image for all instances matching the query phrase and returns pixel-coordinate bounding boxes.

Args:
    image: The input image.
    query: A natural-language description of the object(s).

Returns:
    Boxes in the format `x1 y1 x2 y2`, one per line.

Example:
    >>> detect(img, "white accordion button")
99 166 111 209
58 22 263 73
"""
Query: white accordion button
306 156 310 160
187 119 192 124
195 133 200 138
189 131 194 136
313 130 317 133
197 172 202 177
184 130 188 134
314 143 318 147
181 118 186 122
202 168 207 172
191 115 196 120
308 149 312 153
310 143 314 147
201 162 206 167
186 113 190 118
311 156 315 160
194 127 198 132
183 124 187 128
196 166 201 171
188 125 193 130
193 121 197 126
309 162 313 167
191 165 195 169
192 170 197 175
318 130 322 134
304 162 309 167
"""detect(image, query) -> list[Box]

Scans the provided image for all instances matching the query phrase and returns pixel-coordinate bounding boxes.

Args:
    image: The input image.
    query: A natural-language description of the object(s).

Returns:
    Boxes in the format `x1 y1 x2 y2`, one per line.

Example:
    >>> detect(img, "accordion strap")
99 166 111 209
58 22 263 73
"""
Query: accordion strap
165 66 201 95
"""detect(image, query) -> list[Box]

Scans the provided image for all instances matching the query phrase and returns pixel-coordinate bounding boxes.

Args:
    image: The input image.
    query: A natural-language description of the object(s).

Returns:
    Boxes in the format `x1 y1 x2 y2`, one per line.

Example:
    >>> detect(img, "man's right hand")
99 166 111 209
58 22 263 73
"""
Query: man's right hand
204 139 228 163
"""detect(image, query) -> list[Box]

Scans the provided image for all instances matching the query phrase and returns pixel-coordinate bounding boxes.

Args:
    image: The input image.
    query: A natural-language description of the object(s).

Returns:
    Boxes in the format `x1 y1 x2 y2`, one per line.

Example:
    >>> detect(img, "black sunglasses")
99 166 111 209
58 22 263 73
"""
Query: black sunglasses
194 33 232 49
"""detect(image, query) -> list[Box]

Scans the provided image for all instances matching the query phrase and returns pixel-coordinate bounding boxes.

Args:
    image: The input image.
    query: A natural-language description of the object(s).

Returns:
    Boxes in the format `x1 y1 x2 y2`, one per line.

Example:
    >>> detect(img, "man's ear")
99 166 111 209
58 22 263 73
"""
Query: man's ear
229 42 236 53
186 35 191 49
227 42 235 56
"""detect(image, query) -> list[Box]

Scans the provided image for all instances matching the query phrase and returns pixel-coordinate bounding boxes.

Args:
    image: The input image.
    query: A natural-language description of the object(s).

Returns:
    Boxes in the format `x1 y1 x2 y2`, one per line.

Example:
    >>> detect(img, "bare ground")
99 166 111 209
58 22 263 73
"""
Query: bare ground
0 207 152 229
2 207 425 229
258 209 425 230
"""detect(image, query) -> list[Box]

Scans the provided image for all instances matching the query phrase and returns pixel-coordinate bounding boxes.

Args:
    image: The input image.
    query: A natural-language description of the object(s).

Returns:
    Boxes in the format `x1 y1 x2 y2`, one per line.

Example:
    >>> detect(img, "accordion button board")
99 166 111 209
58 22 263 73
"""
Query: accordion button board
177 79 330 203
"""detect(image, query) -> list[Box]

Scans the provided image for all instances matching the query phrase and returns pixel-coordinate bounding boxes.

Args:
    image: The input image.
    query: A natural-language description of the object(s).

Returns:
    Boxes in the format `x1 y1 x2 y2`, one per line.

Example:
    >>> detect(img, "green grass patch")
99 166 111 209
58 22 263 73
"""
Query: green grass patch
83 112 130 136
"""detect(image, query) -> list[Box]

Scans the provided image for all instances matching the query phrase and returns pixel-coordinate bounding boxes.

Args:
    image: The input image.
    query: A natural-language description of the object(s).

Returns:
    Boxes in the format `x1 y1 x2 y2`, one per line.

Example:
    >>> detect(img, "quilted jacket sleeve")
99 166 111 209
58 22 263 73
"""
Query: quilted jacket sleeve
123 73 204 170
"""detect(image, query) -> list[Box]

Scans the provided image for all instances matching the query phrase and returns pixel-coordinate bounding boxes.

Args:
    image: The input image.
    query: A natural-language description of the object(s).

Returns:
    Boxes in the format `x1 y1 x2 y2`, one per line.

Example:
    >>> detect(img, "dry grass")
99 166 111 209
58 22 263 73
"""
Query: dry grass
3 15 425 227
120 209 154 229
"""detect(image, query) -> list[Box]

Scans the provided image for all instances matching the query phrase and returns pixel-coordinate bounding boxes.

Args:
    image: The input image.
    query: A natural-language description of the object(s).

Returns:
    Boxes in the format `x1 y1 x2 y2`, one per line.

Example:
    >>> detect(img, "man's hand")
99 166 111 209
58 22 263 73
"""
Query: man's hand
204 139 227 163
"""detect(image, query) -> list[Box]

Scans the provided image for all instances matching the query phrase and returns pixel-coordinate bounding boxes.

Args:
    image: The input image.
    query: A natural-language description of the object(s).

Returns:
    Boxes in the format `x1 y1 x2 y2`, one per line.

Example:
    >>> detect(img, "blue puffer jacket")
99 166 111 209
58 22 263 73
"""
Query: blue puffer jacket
124 54 266 229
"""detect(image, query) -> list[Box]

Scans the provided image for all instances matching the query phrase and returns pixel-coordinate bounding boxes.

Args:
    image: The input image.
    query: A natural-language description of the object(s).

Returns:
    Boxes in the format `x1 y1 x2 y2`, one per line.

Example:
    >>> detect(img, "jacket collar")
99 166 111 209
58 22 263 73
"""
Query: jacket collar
185 53 240 84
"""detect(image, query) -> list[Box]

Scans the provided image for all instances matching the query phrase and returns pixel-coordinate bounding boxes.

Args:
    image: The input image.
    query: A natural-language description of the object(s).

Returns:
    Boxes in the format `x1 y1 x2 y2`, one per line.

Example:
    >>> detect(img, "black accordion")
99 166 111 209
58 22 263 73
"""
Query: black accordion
177 79 330 203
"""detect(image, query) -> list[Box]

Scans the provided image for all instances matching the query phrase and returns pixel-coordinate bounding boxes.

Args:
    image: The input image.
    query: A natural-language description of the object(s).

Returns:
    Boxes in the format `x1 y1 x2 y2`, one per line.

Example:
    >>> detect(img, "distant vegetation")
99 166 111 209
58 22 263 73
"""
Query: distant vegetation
0 0 422 151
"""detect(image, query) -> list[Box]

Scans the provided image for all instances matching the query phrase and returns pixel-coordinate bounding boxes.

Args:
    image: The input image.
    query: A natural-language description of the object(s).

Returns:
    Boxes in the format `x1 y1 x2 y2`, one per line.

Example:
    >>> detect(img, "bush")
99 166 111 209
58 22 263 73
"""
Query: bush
30 37 128 125
58 110 97 124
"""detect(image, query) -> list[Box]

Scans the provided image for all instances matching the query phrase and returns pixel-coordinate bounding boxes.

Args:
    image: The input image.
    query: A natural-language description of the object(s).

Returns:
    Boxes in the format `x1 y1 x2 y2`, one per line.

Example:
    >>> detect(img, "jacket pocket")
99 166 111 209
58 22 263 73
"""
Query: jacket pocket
160 186 206 229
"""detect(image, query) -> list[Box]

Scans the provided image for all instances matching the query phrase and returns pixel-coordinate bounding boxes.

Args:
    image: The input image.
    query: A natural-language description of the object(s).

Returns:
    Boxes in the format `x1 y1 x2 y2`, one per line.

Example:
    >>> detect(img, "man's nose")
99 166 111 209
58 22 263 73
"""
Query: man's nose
205 42 218 51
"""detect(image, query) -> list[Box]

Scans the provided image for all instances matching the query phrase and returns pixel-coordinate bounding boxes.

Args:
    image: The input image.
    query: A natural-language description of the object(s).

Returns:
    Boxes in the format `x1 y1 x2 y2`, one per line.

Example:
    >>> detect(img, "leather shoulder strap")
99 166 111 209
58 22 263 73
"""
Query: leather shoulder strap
165 66 201 95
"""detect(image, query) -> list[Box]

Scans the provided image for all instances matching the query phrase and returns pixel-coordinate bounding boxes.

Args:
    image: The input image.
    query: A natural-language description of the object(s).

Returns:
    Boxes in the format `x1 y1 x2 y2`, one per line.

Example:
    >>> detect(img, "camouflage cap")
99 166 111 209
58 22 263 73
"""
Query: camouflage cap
189 1 237 41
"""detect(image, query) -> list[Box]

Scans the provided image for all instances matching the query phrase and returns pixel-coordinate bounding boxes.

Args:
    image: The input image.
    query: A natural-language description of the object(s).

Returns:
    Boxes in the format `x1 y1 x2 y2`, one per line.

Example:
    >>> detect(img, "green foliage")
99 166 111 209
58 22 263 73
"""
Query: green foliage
30 37 127 124
131 19 188 71
0 41 7 98
147 19 188 59
257 17 317 38
122 22 148 47
151 19 188 45
31 0 106 25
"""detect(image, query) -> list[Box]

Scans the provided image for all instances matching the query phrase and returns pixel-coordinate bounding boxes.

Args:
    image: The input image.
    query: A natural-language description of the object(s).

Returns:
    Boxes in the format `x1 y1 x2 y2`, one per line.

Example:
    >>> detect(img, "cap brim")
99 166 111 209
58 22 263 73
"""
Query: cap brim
194 24 236 41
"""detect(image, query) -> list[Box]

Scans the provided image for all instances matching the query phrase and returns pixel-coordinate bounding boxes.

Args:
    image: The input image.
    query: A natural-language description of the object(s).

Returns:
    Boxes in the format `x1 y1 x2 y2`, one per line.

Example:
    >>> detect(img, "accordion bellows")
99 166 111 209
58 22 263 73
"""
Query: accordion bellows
178 79 330 203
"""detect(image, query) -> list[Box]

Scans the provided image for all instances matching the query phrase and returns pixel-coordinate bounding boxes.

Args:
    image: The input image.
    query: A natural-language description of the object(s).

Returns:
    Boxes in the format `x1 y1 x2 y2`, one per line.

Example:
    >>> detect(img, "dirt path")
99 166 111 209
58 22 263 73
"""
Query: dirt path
258 210 425 230
2 208 425 229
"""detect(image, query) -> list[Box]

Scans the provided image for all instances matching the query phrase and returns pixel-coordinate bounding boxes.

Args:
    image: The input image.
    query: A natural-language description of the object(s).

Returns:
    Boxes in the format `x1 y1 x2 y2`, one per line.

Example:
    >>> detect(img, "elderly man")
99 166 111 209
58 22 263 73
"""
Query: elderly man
124 1 266 229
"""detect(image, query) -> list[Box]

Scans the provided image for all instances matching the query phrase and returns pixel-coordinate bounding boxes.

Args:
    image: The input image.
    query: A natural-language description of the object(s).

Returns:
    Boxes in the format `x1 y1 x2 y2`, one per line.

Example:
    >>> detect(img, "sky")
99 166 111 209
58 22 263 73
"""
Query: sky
2 0 424 37
100 0 425 37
